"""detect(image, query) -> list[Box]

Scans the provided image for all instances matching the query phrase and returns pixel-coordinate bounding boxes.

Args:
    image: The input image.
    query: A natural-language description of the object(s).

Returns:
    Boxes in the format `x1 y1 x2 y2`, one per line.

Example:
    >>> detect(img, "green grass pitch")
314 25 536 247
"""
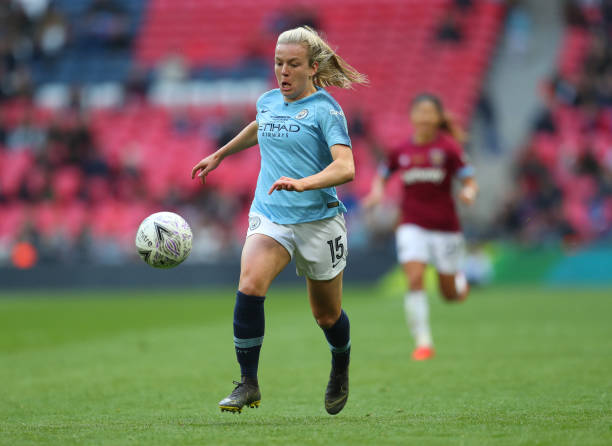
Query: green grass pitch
1 284 611 445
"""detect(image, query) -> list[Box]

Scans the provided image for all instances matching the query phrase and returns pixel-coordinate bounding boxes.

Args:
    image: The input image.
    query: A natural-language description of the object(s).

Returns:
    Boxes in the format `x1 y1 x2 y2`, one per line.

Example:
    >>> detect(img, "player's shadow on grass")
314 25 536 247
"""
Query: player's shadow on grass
189 415 373 426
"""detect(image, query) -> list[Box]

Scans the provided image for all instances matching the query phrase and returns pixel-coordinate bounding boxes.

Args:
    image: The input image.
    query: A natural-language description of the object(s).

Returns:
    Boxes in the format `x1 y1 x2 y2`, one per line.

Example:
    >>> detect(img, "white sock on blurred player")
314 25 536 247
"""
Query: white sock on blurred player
455 272 468 296
404 291 433 348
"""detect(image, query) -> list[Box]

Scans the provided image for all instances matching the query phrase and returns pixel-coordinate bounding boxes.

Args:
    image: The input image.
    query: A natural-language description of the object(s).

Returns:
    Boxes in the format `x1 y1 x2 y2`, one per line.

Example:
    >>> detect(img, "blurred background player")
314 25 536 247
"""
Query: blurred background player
363 93 478 361
191 26 366 414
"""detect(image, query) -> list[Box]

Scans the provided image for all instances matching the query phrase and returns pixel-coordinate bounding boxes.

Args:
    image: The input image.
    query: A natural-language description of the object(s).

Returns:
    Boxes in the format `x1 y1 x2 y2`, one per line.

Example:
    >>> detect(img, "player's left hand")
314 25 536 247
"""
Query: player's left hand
268 176 306 194
458 186 477 206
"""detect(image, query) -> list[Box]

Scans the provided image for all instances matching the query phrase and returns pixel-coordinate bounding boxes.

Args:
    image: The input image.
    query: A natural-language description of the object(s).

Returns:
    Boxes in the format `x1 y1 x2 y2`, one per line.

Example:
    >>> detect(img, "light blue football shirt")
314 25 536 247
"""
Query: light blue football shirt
250 87 351 224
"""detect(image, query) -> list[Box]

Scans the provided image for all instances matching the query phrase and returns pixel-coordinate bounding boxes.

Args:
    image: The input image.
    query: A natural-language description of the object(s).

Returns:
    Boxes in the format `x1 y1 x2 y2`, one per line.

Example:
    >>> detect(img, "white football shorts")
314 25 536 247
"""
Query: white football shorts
395 223 464 274
246 212 348 281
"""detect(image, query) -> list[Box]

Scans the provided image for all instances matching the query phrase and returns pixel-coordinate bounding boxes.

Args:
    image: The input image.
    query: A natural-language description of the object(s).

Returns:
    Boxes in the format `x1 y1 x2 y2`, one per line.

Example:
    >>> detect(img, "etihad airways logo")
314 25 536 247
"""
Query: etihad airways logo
402 168 445 185
259 122 301 138
260 123 300 132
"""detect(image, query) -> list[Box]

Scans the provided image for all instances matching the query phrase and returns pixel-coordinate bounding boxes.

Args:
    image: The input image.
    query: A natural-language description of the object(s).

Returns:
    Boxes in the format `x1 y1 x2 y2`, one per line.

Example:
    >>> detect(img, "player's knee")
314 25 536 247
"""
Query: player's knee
408 273 424 291
313 311 340 329
238 274 268 297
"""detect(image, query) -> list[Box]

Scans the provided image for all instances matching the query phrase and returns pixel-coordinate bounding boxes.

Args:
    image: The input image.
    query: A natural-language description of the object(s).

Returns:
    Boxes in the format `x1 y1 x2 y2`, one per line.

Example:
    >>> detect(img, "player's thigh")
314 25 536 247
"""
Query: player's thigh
430 231 466 301
430 231 464 275
396 224 429 290
294 214 348 282
307 271 343 328
401 261 427 290
239 233 291 296
396 224 429 265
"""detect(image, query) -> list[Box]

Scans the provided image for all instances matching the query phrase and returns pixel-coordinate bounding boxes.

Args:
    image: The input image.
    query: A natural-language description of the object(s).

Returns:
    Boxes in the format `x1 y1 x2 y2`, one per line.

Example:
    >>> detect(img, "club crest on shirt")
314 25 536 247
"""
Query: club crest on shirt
248 216 261 231
429 148 446 166
399 154 411 167
295 109 309 120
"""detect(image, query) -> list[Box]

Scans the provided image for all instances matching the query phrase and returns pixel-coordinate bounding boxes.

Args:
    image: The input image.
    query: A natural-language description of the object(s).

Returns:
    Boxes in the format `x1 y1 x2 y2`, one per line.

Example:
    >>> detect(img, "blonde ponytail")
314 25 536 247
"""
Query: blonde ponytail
277 26 368 89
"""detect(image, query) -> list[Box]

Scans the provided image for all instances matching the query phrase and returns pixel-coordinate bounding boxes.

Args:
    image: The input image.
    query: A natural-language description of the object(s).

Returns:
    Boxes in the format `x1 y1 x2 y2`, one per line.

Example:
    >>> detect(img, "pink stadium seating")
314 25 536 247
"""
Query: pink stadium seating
0 203 27 241
1 0 505 245
137 0 504 144
523 16 612 242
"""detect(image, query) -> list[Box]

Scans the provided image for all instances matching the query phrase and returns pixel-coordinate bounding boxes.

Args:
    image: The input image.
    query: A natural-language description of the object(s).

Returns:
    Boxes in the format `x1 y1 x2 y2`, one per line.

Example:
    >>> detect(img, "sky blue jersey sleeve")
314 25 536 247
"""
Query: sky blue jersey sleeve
317 102 351 149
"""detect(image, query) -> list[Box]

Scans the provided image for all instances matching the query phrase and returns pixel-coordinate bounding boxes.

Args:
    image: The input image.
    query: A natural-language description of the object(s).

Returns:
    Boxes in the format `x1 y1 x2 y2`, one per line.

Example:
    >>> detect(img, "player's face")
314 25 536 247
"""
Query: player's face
275 43 318 102
410 100 442 137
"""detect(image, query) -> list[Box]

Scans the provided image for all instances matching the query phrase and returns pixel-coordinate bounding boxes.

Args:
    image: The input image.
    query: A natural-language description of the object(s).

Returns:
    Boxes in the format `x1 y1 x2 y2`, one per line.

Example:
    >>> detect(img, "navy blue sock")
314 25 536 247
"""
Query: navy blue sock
322 309 351 371
233 291 265 380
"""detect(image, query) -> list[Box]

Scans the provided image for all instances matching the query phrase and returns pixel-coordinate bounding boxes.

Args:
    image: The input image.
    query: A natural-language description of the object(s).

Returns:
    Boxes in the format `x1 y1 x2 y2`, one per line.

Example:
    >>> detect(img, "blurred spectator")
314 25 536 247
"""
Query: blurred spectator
171 109 197 135
216 113 249 148
603 0 612 27
266 5 320 34
125 64 150 102
576 70 600 107
596 67 612 106
1 2 36 62
454 0 473 12
547 73 579 106
14 0 50 20
0 37 18 77
0 111 7 146
436 11 463 43
0 38 34 100
532 107 557 134
80 0 131 50
65 114 94 167
67 84 85 111
35 3 69 61
583 31 611 78
154 50 189 83
564 0 590 27
475 91 502 154
7 110 46 152
505 0 532 57
347 109 368 140
0 0 39 101
10 64 35 99
576 149 601 177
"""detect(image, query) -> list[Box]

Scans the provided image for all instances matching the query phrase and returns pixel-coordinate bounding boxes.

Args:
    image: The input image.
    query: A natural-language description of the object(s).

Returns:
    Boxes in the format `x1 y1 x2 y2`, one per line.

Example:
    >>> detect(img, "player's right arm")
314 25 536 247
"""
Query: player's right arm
363 150 396 209
191 120 258 184
362 173 387 209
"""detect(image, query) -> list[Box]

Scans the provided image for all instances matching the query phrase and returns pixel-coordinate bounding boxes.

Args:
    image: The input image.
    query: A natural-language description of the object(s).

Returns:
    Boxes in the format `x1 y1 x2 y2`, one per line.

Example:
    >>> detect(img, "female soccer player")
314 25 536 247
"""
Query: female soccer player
363 93 478 361
191 26 366 414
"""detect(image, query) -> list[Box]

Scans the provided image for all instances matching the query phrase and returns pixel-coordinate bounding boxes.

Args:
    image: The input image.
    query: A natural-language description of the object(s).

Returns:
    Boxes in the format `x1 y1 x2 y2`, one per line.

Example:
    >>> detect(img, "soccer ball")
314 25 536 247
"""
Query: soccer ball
135 212 193 268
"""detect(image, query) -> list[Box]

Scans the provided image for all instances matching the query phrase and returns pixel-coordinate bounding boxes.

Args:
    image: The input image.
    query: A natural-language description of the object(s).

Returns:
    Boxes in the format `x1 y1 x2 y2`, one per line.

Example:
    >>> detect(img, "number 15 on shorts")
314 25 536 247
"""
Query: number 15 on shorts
327 236 345 268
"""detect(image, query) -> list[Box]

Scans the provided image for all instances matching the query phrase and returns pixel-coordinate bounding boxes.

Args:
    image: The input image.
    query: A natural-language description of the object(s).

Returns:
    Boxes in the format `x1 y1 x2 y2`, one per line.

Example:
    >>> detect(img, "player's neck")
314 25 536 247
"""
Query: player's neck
286 84 318 103
413 131 437 145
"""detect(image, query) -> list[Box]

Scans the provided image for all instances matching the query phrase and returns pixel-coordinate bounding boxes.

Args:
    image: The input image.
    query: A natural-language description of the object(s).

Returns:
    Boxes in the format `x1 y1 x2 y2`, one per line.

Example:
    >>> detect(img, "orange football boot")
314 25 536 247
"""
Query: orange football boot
412 346 435 361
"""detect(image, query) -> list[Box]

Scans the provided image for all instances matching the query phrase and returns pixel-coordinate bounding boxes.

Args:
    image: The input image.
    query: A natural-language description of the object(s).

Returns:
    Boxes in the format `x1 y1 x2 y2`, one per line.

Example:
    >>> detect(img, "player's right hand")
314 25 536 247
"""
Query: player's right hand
361 192 382 210
191 153 222 185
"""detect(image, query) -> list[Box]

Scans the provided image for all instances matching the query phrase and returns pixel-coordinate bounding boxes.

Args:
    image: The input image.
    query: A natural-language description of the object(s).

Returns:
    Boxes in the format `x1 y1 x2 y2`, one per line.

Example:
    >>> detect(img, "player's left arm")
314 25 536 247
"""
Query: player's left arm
448 140 478 206
268 144 354 194
458 175 478 206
